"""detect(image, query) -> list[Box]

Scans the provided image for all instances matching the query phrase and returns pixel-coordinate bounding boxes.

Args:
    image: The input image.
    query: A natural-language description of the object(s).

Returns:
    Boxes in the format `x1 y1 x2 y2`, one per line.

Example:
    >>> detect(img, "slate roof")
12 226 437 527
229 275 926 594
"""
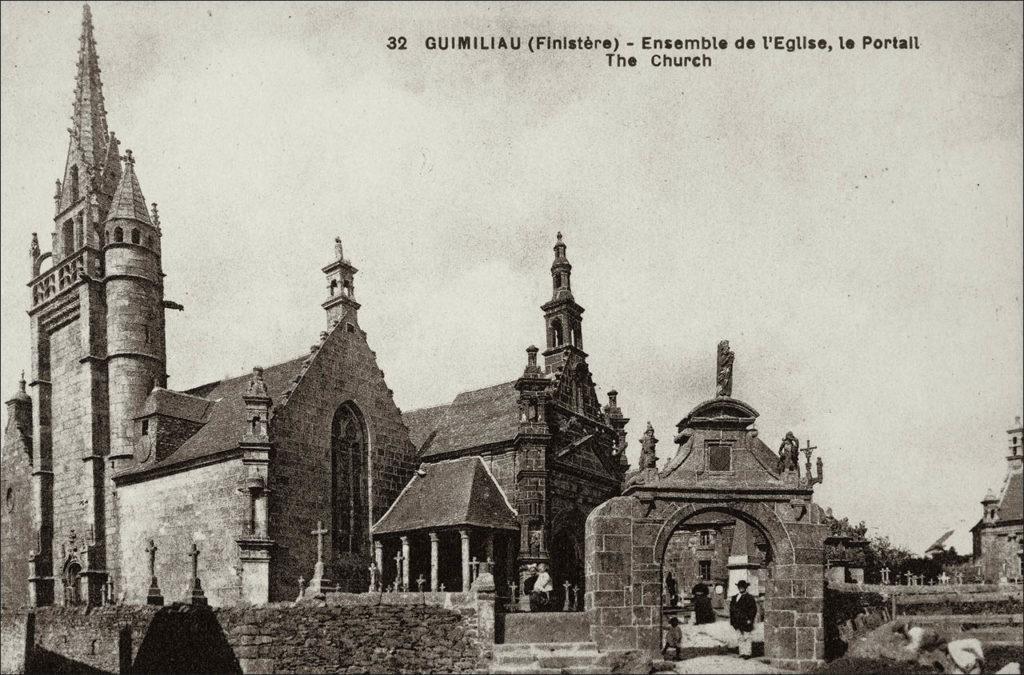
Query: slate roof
998 473 1023 522
372 456 518 535
117 355 306 477
107 155 152 225
925 530 955 553
402 381 521 458
136 388 213 423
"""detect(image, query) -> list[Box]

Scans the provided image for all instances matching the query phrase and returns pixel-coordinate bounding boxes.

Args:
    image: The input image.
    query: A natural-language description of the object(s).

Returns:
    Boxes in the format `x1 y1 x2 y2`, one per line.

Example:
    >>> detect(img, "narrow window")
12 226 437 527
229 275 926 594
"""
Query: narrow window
330 280 338 296
141 420 149 436
62 220 75 254
114 227 124 243
699 531 711 546
131 229 140 245
698 560 712 581
70 166 80 203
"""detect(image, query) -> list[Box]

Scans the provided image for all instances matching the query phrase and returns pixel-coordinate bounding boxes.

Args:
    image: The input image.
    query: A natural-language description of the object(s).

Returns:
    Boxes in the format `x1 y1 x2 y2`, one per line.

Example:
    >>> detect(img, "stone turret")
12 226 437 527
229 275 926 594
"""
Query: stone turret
322 237 360 327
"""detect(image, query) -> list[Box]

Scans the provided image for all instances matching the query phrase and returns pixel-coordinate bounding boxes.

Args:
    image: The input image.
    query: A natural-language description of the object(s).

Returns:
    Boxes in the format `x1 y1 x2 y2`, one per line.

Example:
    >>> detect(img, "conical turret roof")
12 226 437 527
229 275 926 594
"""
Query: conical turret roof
106 150 152 225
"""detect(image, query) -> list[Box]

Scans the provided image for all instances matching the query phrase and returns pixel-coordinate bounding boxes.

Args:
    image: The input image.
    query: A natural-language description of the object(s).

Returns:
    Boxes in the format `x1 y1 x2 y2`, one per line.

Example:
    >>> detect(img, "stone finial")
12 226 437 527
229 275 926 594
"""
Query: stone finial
123 149 134 166
639 422 658 470
30 233 40 260
526 345 538 367
334 237 344 261
246 366 269 398
151 203 160 227
716 339 735 398
603 389 623 420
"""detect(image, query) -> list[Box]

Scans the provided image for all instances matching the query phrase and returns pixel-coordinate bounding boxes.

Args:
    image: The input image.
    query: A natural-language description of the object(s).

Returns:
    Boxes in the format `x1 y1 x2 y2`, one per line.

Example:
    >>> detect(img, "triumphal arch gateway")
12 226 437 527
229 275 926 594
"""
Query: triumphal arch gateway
584 342 829 671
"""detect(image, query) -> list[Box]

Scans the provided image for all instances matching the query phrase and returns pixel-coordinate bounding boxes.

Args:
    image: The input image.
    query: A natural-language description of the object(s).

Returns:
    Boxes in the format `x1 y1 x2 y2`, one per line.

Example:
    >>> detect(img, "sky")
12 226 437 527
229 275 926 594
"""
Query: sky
1 1 1021 555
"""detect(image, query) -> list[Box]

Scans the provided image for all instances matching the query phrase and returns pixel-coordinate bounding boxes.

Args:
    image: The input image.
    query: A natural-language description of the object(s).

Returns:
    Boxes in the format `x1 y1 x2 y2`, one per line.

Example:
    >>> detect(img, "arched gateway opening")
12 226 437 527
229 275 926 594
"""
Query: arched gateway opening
660 507 775 658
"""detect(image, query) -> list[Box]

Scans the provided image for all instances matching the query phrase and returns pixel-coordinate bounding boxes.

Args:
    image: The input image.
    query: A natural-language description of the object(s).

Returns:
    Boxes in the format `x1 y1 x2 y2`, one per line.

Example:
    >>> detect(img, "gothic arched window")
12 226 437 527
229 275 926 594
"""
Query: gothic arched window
114 227 124 243
331 403 368 558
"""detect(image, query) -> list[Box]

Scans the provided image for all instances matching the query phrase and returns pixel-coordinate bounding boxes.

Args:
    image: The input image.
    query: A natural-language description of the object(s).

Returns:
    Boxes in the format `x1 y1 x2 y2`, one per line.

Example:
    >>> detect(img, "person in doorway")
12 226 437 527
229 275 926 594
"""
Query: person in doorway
662 617 683 661
691 581 715 624
729 580 758 658
530 563 553 611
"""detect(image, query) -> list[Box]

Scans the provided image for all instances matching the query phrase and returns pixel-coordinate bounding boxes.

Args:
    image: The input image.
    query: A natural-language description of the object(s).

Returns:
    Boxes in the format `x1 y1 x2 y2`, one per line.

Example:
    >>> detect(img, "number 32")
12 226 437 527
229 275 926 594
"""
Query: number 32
387 36 407 50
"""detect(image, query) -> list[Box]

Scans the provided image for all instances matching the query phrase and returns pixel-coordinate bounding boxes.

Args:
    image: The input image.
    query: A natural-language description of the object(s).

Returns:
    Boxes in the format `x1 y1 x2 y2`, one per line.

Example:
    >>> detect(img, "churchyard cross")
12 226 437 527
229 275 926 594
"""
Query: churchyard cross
394 550 404 591
955 572 964 585
563 581 572 611
439 583 446 593
880 567 890 585
939 572 950 585
572 585 581 611
296 576 305 602
188 542 208 606
903 571 914 585
146 539 158 580
311 521 328 564
416 574 426 592
145 538 164 606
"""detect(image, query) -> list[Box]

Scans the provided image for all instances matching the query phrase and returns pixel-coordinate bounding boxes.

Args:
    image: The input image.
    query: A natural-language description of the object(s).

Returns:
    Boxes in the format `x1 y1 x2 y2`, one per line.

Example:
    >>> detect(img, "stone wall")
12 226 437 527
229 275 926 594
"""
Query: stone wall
977 524 1024 583
1 395 34 612
269 317 416 600
16 592 491 674
117 458 247 606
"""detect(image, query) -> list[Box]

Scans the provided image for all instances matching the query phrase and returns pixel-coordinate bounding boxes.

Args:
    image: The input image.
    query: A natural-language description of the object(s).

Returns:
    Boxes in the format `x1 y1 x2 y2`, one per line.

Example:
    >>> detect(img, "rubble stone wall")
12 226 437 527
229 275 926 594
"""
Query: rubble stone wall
19 595 490 674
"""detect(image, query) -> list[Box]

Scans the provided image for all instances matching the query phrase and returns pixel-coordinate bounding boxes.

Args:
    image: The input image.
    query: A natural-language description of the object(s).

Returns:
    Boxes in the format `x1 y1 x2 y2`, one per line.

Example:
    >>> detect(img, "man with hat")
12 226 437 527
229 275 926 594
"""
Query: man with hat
729 580 758 658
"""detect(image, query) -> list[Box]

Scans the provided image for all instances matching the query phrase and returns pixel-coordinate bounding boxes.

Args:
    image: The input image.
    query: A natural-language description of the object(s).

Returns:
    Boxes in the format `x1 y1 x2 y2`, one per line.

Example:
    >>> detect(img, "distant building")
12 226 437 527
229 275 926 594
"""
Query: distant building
971 417 1023 583
925 530 955 558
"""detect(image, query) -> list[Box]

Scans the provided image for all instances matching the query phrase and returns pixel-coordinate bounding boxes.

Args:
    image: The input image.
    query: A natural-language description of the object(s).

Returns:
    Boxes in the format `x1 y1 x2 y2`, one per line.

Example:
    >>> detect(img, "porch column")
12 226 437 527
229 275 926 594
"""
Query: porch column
400 536 410 591
485 531 495 569
429 532 439 591
374 539 384 584
460 529 471 591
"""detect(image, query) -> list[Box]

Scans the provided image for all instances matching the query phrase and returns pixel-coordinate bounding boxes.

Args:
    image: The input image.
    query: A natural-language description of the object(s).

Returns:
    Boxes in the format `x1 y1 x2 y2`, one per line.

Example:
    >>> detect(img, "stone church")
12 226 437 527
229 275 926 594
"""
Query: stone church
971 417 1023 583
1 4 629 610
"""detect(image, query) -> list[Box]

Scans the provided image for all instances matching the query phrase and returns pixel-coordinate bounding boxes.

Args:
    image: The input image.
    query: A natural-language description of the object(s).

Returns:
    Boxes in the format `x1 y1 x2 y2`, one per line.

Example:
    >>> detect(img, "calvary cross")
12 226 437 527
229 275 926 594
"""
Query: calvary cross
311 520 328 563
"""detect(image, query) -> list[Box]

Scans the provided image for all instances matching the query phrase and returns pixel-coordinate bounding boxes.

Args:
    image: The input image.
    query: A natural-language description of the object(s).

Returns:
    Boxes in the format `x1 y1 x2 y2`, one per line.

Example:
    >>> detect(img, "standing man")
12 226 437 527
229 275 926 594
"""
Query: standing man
729 580 758 658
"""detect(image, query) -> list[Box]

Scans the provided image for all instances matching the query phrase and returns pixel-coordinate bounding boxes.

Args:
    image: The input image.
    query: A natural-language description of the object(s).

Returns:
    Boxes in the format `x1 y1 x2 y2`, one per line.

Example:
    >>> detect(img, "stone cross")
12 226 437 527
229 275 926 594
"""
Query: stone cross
189 543 200 583
188 542 208 606
903 571 914 585
955 572 964 585
939 572 950 585
146 539 158 579
311 521 328 564
880 567 891 585
368 563 378 593
416 574 426 592
296 576 306 602
563 581 572 611
508 581 517 608
394 550 404 590
439 583 445 593
572 585 580 611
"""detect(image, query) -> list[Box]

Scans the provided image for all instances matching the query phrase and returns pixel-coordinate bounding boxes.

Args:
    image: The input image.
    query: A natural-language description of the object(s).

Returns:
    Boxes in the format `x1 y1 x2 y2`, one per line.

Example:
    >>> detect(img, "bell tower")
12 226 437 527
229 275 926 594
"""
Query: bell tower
322 237 360 327
542 233 586 372
16 4 168 607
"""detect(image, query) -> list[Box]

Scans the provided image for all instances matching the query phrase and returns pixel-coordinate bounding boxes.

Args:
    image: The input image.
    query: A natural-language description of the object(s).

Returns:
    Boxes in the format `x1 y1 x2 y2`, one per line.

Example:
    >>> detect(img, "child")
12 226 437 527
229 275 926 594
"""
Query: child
663 617 683 660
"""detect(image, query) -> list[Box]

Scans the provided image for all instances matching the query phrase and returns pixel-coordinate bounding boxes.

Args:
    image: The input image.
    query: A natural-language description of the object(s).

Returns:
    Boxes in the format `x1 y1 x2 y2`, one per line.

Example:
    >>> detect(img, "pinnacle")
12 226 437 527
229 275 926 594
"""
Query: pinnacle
106 150 152 225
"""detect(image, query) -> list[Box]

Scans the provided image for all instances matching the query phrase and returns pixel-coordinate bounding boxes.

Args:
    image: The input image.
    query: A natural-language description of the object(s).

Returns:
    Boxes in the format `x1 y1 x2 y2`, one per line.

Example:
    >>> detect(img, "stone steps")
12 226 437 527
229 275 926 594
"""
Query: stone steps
491 641 608 674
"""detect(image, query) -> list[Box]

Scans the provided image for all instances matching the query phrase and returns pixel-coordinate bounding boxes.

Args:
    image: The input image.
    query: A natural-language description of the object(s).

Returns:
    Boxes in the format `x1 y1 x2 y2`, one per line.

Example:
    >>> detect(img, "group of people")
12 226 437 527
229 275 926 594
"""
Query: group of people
662 579 759 661
522 562 555 612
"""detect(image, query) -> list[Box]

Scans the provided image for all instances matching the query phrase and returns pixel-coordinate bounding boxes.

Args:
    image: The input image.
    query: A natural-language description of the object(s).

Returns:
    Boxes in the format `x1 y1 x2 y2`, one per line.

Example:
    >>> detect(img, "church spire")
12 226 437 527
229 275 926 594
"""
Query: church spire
71 4 109 171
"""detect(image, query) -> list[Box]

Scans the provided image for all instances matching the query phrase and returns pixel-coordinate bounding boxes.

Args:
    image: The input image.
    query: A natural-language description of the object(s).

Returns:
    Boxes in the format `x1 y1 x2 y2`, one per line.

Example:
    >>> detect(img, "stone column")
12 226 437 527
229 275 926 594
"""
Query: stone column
429 532 439 591
485 531 495 569
400 536 410 591
460 529 471 592
374 539 384 582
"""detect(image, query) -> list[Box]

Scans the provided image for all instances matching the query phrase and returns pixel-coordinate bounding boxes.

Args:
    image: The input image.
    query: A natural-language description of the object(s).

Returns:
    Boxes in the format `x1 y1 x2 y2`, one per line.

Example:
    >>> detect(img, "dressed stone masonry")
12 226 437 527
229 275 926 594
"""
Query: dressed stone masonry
1 4 417 610
585 343 829 671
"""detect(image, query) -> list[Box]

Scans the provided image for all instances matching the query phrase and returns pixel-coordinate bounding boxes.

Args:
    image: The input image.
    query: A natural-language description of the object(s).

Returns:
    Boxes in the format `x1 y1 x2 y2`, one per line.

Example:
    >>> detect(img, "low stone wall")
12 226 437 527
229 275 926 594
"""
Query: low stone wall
1 610 34 674
17 591 493 674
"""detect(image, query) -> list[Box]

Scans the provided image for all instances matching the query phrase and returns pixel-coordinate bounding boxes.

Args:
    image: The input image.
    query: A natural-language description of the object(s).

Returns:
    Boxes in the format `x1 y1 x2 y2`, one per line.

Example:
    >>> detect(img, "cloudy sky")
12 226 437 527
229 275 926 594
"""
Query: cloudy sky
2 2 1021 554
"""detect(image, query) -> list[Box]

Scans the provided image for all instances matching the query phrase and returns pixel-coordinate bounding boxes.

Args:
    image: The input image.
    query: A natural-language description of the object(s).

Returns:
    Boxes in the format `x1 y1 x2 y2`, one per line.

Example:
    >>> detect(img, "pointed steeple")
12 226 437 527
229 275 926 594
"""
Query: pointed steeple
106 150 152 225
71 4 109 170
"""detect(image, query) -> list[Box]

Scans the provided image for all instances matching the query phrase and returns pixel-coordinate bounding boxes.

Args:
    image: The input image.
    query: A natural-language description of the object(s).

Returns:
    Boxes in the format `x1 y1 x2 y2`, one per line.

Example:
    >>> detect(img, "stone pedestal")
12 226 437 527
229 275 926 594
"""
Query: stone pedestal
237 538 274 605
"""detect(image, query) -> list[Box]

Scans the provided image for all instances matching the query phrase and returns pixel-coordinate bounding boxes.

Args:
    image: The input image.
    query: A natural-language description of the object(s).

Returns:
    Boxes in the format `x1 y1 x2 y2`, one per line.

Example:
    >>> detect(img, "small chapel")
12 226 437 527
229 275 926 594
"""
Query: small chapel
0 4 630 611
971 417 1024 583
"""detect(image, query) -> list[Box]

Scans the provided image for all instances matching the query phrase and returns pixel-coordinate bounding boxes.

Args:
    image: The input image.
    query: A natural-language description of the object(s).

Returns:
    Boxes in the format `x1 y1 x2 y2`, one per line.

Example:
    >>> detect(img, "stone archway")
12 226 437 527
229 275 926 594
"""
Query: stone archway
550 508 587 610
585 495 826 671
